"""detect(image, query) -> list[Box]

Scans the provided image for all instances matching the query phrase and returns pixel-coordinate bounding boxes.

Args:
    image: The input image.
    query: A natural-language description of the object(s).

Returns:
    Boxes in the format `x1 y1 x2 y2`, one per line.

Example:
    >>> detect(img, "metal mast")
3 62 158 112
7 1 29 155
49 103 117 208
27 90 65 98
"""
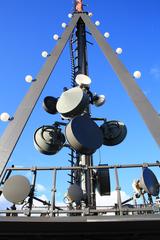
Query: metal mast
73 0 95 208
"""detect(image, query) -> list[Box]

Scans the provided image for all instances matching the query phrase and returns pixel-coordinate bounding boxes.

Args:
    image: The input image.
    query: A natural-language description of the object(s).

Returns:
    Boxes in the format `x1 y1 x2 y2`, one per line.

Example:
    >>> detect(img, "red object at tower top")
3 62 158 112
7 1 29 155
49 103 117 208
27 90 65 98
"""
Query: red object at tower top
75 0 83 12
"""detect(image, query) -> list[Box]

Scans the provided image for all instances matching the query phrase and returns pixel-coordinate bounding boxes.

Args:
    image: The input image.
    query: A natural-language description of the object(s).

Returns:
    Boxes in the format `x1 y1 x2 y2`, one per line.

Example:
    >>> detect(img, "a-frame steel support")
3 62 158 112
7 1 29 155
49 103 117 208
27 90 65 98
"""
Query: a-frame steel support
81 14 160 147
0 13 160 177
0 13 80 177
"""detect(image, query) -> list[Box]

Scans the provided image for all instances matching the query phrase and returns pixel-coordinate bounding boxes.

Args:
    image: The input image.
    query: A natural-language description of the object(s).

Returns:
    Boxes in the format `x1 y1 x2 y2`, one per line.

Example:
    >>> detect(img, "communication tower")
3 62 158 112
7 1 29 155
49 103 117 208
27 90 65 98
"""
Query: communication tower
0 1 160 239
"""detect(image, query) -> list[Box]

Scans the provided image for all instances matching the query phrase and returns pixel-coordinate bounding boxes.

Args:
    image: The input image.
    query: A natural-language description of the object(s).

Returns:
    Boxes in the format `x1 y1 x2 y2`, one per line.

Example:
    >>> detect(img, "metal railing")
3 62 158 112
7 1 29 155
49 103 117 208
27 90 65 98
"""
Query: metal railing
0 162 160 217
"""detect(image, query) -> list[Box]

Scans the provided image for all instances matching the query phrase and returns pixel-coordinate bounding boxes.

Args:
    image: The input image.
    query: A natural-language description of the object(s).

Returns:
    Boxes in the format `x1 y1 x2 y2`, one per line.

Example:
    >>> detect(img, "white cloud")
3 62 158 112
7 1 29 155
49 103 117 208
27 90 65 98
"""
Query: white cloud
150 67 160 79
0 194 11 210
0 193 66 217
35 184 46 193
96 190 130 207
32 194 48 208
25 171 32 179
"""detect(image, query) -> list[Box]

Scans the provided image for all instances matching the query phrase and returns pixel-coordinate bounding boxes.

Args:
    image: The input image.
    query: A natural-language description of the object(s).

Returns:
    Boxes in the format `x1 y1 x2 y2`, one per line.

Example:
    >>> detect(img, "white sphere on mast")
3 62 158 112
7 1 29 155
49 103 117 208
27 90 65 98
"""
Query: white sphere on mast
62 22 67 29
133 71 141 79
53 34 59 41
104 32 110 38
0 112 10 122
95 21 100 26
41 51 49 58
25 75 33 83
116 48 123 55
68 13 72 19
88 12 93 17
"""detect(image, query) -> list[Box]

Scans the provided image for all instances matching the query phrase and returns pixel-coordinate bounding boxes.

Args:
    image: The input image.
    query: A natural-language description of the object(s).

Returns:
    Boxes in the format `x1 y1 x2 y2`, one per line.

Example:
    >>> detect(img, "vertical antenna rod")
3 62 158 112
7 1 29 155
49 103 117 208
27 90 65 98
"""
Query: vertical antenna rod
75 0 83 13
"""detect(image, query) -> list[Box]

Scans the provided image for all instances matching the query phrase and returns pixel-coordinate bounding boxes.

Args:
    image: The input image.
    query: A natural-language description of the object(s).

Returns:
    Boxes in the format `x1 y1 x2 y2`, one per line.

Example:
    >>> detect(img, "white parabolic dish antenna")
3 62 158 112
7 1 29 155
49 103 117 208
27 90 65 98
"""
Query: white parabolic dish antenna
3 175 31 204
56 87 89 118
75 74 92 87
65 115 103 155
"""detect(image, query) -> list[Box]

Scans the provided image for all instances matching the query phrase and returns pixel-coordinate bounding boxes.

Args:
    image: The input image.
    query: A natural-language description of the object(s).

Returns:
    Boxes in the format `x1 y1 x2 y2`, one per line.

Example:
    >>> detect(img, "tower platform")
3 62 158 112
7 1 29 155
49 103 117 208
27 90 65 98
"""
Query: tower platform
0 215 160 239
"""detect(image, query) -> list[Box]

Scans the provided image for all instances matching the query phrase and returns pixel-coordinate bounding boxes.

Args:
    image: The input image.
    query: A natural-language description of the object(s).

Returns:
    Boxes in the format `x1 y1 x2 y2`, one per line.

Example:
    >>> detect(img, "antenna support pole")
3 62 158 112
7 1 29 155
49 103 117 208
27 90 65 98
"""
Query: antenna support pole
74 0 83 13
75 16 96 208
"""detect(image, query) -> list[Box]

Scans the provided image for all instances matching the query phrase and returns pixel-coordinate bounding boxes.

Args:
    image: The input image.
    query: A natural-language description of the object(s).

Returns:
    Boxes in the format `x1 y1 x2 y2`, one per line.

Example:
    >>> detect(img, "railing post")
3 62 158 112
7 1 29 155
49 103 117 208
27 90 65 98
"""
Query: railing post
114 167 122 215
50 169 57 217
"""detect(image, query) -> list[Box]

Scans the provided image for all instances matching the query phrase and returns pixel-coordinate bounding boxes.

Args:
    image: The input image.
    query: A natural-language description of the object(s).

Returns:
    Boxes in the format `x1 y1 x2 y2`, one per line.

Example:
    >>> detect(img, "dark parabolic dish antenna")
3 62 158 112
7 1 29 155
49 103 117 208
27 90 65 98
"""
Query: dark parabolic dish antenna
34 125 65 155
100 120 127 146
65 115 103 155
3 175 31 204
96 164 111 196
43 96 58 114
56 87 89 118
140 168 159 196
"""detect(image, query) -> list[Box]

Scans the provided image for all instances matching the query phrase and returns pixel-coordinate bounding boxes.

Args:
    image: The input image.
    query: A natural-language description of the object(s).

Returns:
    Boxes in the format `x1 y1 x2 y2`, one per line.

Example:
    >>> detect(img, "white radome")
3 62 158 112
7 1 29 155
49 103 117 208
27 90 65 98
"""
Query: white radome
116 48 123 55
95 21 100 26
41 51 48 58
62 22 67 29
75 74 92 87
53 34 59 41
94 95 106 107
104 32 110 38
25 75 33 83
68 13 72 19
0 112 10 122
133 71 141 79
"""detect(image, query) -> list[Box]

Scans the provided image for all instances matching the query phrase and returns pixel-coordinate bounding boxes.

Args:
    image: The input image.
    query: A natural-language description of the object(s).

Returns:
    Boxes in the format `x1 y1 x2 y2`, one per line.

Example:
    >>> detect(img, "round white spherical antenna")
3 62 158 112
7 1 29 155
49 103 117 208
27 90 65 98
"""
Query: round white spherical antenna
75 74 91 87
133 71 141 79
104 32 110 38
0 112 10 122
93 95 106 107
53 34 59 41
88 12 93 17
67 184 83 202
116 48 123 55
25 75 33 83
62 22 67 28
41 51 49 58
95 21 100 26
68 13 72 18
3 175 31 204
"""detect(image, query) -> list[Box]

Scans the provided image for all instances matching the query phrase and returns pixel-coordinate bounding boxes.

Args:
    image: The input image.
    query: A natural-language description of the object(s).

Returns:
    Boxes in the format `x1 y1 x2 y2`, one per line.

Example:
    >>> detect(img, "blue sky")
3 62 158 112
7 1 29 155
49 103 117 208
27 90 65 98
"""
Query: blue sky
0 0 160 205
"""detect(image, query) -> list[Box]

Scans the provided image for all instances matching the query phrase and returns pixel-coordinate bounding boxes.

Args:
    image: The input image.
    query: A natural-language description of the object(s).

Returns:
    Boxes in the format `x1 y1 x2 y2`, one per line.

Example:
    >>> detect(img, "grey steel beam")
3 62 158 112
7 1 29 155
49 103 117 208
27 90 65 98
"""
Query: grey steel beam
0 14 81 177
81 13 160 147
